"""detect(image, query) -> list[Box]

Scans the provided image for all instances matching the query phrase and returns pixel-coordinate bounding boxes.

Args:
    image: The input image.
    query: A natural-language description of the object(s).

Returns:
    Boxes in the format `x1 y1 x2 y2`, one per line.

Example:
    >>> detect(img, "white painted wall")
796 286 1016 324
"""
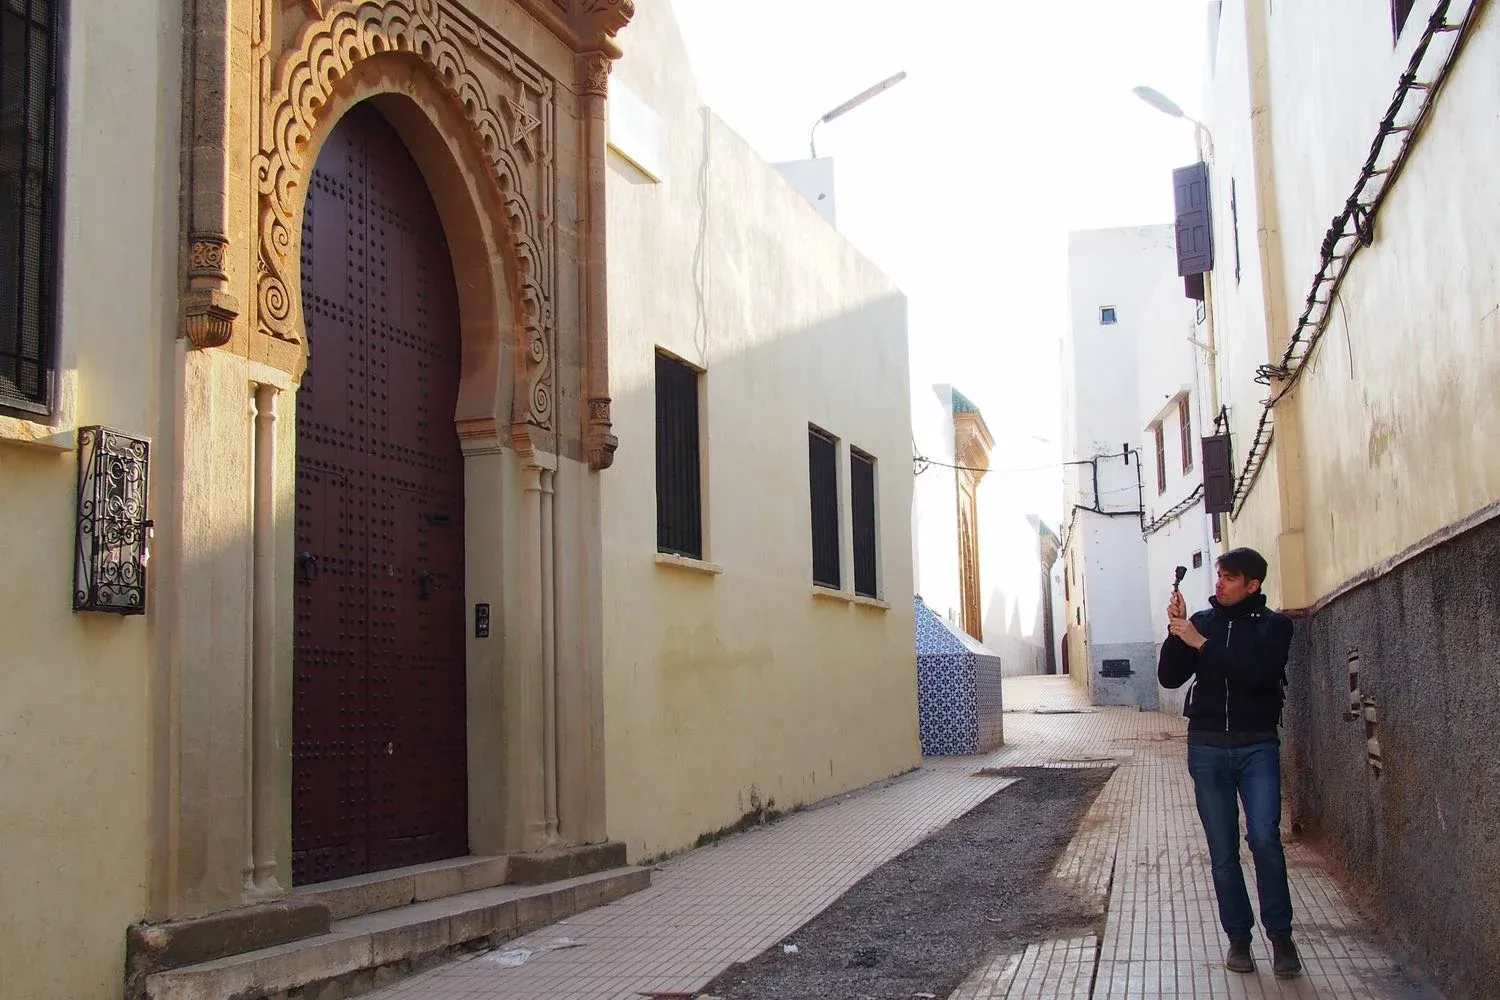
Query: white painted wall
1132 222 1218 715
603 0 919 862
1061 227 1189 705
910 383 961 624
1203 1 1500 607
772 157 837 227
977 470 1050 676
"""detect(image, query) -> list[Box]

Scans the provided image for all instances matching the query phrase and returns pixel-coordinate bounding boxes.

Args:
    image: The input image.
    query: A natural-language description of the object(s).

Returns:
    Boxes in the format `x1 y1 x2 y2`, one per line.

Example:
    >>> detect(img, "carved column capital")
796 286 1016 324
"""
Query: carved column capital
585 397 617 470
183 231 239 350
578 51 612 97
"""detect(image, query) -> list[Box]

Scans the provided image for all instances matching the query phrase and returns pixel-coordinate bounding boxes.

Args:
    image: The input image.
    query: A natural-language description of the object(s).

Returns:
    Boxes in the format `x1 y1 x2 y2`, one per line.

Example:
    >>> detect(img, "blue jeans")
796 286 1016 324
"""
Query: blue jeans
1186 742 1294 938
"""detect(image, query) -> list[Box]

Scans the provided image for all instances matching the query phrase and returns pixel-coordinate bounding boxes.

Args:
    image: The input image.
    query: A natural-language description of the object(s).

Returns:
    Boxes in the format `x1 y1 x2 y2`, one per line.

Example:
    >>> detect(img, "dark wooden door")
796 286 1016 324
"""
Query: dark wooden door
293 103 468 885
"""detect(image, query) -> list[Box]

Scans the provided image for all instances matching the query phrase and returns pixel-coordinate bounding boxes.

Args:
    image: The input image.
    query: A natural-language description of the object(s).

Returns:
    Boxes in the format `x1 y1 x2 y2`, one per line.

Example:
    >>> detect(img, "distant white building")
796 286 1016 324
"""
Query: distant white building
1060 226 1202 707
912 384 1056 677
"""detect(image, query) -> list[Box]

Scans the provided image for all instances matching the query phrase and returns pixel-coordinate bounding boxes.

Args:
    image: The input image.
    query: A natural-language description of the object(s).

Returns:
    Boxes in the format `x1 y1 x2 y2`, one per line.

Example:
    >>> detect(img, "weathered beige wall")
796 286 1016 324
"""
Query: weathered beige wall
0 0 182 995
1212 0 1500 602
600 0 919 860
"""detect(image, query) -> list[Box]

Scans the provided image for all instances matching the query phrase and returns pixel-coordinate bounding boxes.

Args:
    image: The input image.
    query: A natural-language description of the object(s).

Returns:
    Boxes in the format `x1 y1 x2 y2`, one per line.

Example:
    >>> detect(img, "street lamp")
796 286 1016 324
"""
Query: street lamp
1132 85 1214 158
809 71 908 159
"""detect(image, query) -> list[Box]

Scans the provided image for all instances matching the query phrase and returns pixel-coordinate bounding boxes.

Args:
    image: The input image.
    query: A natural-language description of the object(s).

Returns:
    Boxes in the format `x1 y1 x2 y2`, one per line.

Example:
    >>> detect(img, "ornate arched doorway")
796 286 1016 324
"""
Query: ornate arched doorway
292 103 469 884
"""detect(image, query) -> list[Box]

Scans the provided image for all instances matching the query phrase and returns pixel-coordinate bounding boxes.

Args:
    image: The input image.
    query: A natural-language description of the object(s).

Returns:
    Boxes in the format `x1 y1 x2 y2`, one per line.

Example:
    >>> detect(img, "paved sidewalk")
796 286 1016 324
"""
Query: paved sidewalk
367 677 1435 1000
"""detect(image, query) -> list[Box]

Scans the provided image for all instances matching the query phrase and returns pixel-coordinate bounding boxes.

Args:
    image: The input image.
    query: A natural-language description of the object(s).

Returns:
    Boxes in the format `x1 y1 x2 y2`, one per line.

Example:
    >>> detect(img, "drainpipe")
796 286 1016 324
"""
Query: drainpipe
1243 0 1309 608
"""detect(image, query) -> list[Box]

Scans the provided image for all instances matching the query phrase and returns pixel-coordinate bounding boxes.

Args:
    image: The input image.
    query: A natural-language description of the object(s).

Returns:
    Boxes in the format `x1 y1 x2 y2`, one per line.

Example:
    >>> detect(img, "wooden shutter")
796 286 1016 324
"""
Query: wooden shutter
1392 0 1416 39
850 450 877 598
1202 433 1234 514
1173 161 1214 278
655 353 702 558
809 428 840 588
1154 423 1167 494
1179 398 1194 473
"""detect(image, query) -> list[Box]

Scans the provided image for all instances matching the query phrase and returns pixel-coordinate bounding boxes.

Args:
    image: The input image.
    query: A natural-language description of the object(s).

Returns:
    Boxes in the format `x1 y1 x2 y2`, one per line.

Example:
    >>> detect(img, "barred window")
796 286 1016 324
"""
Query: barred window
850 448 878 598
1 0 61 415
808 426 840 589
655 351 702 559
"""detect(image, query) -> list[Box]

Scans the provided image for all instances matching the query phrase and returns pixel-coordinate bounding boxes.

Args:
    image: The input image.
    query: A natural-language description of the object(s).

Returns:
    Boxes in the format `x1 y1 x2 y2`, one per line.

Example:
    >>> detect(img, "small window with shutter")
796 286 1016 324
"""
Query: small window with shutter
1179 397 1194 473
1173 162 1214 287
1202 433 1235 515
809 426 841 589
1154 422 1167 495
655 352 703 559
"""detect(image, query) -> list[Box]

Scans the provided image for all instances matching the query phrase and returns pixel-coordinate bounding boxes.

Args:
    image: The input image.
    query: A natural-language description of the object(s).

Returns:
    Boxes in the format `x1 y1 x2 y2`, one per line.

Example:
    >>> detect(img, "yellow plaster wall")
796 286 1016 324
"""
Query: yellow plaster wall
0 0 181 994
600 0 920 860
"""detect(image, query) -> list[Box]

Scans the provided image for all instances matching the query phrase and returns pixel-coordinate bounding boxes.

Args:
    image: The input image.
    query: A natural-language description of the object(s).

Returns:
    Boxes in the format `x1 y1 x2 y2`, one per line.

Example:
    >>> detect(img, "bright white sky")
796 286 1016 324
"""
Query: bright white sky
669 0 1209 523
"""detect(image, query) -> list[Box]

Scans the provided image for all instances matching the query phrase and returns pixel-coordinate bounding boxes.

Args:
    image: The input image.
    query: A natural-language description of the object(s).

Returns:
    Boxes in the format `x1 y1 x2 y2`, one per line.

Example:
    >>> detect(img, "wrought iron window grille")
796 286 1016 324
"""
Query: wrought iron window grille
73 426 153 615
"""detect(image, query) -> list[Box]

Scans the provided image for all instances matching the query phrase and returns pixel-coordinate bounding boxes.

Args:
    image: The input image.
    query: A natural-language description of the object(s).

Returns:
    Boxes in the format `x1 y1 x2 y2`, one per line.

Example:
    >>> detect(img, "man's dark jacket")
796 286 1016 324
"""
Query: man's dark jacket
1157 593 1294 733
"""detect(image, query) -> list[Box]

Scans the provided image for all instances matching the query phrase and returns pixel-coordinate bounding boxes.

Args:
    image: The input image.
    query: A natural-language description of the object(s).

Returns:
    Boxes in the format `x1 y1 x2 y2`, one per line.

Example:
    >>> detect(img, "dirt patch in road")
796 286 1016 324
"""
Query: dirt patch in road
701 766 1114 1000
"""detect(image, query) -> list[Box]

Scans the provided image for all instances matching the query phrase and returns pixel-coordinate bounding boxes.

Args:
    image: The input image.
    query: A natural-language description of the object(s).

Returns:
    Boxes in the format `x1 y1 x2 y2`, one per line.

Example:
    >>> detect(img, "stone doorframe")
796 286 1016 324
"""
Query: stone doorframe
155 0 632 922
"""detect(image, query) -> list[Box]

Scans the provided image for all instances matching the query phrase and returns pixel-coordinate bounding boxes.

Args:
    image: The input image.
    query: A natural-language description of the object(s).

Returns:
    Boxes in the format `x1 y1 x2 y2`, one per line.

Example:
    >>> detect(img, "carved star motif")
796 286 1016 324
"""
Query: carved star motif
505 96 542 161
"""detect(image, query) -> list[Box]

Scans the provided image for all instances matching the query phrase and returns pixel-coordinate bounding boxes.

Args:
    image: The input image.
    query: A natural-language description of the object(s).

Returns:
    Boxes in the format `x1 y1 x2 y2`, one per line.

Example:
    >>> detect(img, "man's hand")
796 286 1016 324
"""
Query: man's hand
1168 617 1208 649
1167 591 1187 621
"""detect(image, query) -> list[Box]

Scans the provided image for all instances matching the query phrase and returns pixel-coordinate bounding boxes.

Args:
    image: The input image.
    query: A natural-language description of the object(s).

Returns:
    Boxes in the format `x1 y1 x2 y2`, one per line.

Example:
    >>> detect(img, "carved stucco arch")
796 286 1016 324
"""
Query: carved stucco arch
253 0 554 430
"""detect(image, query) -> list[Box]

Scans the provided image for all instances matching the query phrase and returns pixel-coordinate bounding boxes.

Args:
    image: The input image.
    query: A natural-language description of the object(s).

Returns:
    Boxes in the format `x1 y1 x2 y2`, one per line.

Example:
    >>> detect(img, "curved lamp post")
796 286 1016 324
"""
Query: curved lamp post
1132 85 1214 159
810 71 908 159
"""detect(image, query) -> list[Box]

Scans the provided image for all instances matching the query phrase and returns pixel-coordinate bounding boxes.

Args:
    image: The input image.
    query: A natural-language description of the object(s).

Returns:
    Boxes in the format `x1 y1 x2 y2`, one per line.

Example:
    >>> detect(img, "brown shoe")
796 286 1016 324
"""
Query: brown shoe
1225 937 1255 974
1271 934 1302 979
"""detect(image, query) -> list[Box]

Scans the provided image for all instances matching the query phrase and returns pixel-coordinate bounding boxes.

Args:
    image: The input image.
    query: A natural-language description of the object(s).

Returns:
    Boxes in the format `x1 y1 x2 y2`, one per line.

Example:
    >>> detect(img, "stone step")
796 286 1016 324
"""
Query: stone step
293 854 511 920
144 866 650 1000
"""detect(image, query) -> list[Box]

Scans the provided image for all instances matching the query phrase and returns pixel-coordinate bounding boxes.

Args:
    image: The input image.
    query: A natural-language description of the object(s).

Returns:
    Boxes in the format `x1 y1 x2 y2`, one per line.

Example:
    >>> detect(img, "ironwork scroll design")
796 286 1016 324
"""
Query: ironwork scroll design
73 427 152 615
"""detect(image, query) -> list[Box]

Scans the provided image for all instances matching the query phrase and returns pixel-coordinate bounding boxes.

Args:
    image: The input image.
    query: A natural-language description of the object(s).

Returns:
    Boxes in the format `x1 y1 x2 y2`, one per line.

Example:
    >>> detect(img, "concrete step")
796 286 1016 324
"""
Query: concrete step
144 866 650 1000
293 854 511 920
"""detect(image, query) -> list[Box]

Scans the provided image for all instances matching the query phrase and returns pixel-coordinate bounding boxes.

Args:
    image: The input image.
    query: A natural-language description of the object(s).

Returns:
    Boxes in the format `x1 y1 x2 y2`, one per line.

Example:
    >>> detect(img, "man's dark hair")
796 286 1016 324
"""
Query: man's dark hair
1217 547 1269 584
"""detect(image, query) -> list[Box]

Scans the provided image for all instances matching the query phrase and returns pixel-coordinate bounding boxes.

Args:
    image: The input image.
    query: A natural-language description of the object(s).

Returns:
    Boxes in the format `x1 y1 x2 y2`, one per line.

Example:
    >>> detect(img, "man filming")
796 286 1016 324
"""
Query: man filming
1158 547 1301 979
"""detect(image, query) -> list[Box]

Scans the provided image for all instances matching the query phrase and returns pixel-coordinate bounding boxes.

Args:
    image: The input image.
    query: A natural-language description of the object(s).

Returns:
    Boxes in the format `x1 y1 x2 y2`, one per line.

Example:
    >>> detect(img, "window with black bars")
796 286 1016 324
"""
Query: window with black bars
1 0 62 415
655 352 702 559
850 448 877 598
808 426 840 589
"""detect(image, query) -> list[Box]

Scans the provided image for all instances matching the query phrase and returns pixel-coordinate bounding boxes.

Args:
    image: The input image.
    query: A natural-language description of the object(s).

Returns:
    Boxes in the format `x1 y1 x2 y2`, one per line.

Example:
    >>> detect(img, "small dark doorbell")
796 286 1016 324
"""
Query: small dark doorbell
475 602 491 638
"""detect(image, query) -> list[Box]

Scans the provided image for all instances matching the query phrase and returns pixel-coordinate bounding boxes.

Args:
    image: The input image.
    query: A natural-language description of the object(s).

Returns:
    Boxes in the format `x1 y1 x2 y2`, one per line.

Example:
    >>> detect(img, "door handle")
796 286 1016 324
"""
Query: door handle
418 570 434 600
298 551 319 584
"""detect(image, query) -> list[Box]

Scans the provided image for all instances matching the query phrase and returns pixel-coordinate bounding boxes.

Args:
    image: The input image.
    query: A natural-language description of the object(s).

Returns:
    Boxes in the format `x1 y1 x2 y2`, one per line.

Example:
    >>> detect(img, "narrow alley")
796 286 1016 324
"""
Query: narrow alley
357 677 1433 1000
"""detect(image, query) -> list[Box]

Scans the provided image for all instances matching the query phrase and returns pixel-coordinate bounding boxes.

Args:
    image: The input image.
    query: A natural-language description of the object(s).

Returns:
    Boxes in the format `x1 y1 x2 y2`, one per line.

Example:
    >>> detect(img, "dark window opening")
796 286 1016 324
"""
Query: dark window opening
1179 397 1194 473
1 0 63 415
1154 422 1167 494
809 426 840 589
1230 178 1242 285
1192 551 1204 569
1099 306 1117 325
1392 0 1416 40
655 352 702 559
850 448 878 598
1212 512 1223 543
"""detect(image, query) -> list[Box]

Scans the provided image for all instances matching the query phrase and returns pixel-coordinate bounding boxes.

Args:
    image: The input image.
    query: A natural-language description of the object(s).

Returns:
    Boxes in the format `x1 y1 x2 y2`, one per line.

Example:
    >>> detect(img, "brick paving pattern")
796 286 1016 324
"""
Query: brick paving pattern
366 677 1434 1000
